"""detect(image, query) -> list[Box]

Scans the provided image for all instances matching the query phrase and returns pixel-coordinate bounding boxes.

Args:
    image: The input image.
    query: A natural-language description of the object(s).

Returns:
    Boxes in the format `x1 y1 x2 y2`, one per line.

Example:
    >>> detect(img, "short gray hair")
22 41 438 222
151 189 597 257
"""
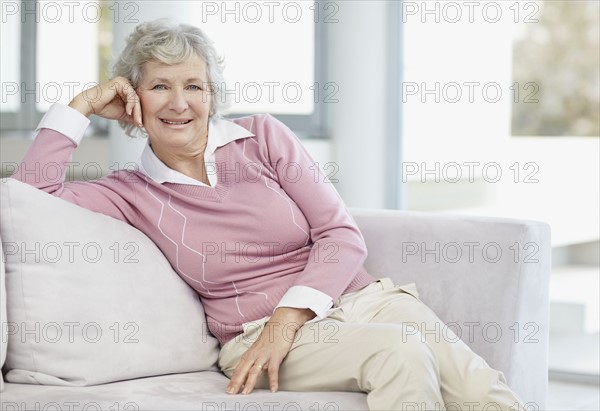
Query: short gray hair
113 19 227 136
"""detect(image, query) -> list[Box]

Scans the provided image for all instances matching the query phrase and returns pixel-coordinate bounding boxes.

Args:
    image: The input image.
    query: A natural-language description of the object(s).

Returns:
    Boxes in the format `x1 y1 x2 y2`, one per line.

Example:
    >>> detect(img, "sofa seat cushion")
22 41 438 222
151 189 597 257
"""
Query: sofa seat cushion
0 371 368 410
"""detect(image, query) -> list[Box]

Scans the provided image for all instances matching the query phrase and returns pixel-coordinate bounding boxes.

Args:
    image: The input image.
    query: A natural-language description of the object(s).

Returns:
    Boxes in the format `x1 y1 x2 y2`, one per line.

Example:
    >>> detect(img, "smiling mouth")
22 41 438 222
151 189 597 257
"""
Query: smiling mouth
160 119 192 125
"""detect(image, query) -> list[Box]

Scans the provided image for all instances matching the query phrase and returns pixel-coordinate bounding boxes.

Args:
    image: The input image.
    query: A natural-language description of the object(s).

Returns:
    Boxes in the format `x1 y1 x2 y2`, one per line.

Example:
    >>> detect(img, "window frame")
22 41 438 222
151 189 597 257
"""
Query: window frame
1 8 42 131
217 4 328 140
1 0 327 139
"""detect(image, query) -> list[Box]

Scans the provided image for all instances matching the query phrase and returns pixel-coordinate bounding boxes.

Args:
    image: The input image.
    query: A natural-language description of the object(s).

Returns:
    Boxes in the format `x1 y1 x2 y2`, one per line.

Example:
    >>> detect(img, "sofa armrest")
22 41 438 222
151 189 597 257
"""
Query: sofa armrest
349 208 551 408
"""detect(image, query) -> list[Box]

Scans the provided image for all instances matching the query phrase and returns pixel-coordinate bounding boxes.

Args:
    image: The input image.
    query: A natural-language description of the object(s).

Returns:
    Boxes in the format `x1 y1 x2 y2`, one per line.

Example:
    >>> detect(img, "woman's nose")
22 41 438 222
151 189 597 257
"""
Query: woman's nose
168 88 188 112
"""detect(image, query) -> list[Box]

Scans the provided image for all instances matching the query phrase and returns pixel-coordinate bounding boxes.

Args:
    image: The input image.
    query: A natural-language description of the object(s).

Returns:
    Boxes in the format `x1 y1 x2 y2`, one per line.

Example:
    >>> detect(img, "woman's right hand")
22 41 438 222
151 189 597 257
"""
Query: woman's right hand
68 77 143 127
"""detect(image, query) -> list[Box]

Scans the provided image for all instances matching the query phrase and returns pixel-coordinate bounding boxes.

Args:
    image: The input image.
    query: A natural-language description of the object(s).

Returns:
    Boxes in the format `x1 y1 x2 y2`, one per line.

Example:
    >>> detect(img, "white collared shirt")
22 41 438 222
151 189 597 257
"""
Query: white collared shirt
136 117 254 188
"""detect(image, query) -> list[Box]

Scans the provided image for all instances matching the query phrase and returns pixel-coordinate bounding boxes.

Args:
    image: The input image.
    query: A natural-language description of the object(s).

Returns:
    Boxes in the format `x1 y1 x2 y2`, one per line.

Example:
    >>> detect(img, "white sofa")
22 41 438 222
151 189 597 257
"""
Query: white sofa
0 178 550 410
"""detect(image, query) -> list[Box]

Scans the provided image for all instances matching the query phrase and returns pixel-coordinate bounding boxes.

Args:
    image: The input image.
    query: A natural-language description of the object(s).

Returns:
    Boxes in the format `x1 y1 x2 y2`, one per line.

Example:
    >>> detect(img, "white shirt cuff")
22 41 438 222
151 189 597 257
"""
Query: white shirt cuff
36 103 90 146
274 285 338 324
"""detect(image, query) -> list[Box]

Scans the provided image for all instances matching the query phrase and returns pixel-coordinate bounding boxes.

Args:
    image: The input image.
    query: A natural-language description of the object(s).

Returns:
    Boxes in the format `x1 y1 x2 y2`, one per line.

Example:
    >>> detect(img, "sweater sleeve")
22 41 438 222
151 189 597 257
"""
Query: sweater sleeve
260 114 369 302
10 103 139 225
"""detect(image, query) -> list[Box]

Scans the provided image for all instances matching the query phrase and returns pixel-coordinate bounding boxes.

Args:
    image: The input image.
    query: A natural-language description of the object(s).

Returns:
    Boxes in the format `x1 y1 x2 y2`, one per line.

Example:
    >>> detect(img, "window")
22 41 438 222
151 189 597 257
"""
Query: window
1 0 105 133
0 0 326 137
401 0 599 383
196 1 315 115
511 0 599 137
0 9 21 114
189 0 325 136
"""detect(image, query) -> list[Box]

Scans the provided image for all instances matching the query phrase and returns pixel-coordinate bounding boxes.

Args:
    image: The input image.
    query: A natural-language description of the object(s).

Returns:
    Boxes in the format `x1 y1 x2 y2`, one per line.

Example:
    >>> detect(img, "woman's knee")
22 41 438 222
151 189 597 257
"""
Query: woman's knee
366 324 439 371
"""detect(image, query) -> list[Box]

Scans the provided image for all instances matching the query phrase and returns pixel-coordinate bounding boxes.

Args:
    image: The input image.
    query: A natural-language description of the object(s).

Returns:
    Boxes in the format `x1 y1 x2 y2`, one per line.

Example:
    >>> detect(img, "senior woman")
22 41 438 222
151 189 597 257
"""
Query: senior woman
13 20 524 410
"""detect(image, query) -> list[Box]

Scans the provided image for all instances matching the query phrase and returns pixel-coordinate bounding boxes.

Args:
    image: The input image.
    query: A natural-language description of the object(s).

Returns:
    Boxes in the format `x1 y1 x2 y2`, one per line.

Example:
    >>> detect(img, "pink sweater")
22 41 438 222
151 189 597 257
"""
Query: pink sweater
13 113 376 344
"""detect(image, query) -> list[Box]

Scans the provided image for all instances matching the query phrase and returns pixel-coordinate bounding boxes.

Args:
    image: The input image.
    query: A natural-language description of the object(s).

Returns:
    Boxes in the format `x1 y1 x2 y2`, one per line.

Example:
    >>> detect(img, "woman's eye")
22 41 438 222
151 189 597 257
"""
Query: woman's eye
187 84 202 91
152 84 167 90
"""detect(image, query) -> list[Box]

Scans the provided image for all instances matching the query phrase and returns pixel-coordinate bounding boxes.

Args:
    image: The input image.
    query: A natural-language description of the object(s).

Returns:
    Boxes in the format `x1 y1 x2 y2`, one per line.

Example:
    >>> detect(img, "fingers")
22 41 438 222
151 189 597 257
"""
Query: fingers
225 321 293 396
132 95 143 127
122 80 143 127
114 79 142 127
226 356 250 394
242 361 268 395
227 357 282 395
268 359 279 393
123 97 142 127
80 77 142 125
227 356 269 395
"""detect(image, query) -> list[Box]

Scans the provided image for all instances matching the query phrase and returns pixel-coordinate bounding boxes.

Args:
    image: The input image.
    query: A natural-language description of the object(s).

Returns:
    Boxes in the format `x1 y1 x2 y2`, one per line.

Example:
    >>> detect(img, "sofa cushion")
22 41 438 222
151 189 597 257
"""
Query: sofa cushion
0 370 369 410
0 178 220 386
1 231 6 392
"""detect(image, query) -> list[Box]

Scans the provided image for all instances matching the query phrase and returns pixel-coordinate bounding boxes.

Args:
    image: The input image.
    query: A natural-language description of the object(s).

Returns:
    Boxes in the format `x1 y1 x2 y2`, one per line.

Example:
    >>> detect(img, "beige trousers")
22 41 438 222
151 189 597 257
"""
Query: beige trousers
218 278 525 410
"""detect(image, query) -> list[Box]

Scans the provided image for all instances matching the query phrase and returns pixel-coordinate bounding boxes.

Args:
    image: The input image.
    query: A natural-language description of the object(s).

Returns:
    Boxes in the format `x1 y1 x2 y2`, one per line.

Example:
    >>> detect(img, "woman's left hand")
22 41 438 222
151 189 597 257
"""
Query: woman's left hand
226 307 315 395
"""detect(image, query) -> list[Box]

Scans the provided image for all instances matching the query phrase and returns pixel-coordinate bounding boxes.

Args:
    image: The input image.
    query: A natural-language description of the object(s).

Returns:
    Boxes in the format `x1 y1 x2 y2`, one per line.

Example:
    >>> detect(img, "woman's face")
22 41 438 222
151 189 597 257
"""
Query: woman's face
136 54 212 155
